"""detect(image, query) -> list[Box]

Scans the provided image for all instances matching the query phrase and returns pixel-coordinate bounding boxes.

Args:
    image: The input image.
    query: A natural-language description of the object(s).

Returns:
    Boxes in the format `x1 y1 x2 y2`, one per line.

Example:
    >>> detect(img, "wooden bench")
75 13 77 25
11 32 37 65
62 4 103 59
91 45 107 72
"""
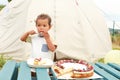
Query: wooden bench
0 60 120 80
17 61 58 80
93 62 120 80
0 60 57 80
0 60 18 80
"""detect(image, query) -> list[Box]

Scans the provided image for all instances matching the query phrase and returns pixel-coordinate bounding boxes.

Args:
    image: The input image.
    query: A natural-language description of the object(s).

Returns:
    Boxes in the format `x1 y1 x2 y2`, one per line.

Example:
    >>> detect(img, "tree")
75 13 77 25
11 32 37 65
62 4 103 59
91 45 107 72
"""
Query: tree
8 0 12 2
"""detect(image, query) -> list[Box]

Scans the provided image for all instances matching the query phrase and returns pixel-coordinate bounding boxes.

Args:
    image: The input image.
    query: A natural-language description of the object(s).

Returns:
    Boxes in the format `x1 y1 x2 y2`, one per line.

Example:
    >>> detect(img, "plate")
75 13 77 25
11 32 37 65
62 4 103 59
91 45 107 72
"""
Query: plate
27 58 53 68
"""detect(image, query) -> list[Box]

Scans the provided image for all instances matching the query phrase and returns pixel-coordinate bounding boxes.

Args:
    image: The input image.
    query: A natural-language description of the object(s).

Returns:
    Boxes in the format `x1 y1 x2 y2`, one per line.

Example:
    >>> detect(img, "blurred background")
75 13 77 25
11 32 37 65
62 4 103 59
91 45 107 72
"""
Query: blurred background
1 0 119 49
0 0 119 64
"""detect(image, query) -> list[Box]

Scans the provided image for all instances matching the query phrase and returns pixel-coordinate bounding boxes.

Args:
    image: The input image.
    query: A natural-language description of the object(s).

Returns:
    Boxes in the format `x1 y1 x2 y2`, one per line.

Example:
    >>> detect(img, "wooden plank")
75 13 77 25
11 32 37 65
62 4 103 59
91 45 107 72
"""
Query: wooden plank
96 62 120 79
93 64 119 80
17 61 31 80
0 60 17 80
108 63 120 71
49 68 58 80
36 68 51 80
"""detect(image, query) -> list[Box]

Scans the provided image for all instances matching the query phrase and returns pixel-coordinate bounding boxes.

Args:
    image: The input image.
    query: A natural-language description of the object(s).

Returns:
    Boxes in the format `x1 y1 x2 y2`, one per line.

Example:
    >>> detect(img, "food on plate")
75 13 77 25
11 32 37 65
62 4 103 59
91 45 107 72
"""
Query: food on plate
33 58 46 65
53 65 73 76
27 58 53 68
71 65 94 78
53 59 94 78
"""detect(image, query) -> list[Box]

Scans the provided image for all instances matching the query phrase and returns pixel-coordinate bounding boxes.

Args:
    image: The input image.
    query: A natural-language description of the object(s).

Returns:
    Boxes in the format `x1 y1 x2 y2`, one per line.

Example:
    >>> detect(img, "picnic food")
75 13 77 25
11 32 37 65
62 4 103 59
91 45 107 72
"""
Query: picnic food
53 59 94 78
54 65 73 76
34 58 46 65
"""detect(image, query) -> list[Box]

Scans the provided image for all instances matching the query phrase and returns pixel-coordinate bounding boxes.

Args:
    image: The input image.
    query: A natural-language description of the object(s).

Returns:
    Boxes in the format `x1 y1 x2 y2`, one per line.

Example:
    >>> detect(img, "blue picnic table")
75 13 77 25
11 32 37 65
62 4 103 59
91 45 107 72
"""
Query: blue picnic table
0 60 58 80
0 60 120 80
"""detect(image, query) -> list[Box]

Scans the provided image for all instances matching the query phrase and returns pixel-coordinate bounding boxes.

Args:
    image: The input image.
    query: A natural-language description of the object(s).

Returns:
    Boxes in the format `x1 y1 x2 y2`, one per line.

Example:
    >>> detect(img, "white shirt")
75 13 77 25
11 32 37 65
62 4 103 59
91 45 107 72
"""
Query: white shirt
26 34 56 60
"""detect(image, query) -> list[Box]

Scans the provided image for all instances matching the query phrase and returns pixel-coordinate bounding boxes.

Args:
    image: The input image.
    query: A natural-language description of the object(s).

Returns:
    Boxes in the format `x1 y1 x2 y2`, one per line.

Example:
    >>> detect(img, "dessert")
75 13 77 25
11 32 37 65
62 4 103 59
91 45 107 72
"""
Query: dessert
27 58 53 68
53 59 94 78
33 58 46 65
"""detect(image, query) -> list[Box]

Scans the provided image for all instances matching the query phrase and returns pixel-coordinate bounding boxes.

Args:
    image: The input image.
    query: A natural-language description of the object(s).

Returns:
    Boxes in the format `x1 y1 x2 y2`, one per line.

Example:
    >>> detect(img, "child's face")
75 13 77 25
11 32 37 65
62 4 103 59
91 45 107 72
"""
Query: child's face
36 19 51 33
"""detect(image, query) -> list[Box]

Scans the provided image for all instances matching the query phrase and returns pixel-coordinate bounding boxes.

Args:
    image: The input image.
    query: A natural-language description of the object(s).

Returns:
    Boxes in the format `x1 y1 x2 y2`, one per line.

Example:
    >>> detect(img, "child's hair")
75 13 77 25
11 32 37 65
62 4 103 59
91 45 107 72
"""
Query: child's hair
35 13 51 26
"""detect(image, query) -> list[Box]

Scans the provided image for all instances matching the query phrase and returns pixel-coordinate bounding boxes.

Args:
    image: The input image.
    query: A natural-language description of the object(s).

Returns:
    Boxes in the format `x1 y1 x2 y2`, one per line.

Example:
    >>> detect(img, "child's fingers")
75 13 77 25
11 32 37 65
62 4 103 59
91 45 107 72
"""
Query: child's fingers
30 30 36 34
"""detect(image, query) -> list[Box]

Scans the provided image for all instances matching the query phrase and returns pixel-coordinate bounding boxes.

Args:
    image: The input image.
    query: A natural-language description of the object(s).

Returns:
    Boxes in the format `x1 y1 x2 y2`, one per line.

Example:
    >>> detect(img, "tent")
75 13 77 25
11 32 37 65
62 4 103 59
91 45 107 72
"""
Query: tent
0 0 112 62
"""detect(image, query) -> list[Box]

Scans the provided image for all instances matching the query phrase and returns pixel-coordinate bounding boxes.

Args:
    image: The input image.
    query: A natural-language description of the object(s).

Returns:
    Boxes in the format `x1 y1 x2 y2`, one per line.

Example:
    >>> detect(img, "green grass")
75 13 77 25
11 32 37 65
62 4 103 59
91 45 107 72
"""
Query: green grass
111 34 120 50
0 55 12 69
0 5 5 11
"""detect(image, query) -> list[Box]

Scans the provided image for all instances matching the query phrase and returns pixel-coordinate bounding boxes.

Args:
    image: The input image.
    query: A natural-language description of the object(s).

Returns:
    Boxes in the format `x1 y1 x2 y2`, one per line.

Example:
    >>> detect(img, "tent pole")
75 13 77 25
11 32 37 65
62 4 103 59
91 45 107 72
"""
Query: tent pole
112 21 115 42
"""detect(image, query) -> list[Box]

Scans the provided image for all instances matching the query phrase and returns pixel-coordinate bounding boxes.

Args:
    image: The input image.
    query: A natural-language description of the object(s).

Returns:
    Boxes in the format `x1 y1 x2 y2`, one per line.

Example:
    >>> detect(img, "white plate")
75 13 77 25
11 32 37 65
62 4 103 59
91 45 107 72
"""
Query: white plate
27 58 53 68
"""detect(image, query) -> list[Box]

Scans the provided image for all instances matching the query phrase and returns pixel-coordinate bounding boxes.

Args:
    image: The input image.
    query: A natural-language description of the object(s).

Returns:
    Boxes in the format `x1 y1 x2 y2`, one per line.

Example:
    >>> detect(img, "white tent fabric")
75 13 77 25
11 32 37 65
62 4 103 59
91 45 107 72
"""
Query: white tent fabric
0 0 112 62
0 0 31 61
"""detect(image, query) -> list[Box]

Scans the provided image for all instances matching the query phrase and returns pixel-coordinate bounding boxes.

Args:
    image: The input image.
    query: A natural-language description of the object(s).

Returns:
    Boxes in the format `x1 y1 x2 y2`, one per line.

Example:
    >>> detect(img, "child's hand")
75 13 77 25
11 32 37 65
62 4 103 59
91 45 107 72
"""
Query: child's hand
28 30 36 35
20 30 36 42
43 31 50 39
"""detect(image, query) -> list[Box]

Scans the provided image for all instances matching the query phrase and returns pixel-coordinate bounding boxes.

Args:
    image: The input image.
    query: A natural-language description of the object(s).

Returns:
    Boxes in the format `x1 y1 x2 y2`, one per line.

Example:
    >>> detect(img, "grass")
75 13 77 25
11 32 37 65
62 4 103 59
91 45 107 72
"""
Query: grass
111 33 120 50
0 55 12 69
112 43 120 50
0 5 5 11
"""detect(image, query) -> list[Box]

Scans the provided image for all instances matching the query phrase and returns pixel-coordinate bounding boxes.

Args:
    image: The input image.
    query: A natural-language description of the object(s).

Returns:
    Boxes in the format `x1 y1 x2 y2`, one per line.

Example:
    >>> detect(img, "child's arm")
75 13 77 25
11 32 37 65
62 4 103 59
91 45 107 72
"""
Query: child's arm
43 32 57 52
20 30 36 42
45 38 57 52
